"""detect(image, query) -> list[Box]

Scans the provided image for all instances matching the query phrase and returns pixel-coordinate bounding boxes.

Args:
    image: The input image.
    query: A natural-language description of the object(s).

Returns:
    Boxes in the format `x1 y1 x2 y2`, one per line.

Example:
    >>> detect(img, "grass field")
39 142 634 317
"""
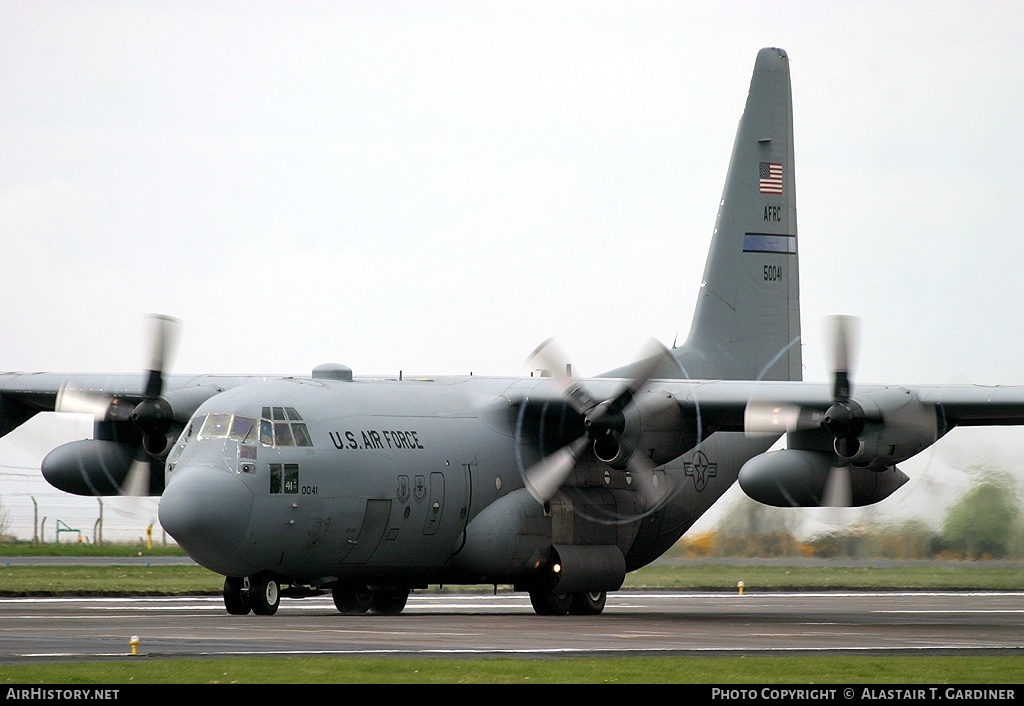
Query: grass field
2 655 1023 685
1 557 1022 595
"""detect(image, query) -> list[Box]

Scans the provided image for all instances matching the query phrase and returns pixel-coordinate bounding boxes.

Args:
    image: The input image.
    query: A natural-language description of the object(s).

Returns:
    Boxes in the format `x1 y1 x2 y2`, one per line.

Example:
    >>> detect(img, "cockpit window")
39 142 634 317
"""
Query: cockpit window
199 414 233 439
274 422 295 447
229 416 256 441
256 407 313 447
292 423 312 446
197 414 258 440
187 410 312 449
264 406 303 421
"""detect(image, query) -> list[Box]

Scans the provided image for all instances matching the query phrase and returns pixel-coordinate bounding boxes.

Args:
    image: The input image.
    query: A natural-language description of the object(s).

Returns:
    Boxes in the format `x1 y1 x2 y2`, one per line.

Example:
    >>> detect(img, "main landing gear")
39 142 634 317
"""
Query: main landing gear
223 575 410 616
528 586 607 616
332 583 410 615
224 575 604 617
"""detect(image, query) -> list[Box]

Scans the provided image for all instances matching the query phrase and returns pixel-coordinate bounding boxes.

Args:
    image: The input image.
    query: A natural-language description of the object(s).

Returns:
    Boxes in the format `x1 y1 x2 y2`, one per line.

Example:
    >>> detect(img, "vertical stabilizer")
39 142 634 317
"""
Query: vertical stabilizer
676 47 801 382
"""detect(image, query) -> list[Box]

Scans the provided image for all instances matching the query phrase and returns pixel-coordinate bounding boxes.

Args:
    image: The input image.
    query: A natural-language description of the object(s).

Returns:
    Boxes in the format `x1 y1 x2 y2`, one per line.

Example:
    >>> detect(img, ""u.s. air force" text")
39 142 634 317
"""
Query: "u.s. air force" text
329 430 424 451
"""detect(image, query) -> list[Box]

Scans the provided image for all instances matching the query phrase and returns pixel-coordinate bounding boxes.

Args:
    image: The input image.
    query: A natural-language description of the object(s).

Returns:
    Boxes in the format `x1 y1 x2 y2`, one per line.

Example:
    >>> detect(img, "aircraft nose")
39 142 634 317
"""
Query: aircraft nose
158 463 254 569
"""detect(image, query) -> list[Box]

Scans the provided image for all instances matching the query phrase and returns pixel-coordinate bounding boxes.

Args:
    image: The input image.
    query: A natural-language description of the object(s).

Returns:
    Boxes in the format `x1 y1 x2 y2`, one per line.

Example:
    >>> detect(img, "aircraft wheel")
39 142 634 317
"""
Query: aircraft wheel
223 576 252 615
528 586 572 616
332 583 373 614
569 591 607 615
370 587 410 615
250 574 280 616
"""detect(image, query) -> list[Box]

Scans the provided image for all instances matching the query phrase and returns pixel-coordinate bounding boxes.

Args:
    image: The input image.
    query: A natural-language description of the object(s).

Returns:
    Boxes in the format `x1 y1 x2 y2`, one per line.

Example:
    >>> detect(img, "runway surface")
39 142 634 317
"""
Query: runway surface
1 591 1022 663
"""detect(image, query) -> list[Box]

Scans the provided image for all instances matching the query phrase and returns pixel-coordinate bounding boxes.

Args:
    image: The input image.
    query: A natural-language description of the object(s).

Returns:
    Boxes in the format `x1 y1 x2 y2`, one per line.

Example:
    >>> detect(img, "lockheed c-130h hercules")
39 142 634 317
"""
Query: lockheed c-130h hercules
4 47 1024 617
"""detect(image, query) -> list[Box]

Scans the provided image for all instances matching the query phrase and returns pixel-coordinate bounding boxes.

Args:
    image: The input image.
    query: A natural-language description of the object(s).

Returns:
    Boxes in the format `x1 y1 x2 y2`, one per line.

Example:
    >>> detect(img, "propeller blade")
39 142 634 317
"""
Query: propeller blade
526 338 592 413
144 314 182 399
523 436 589 504
55 382 113 419
120 456 152 497
744 401 824 435
822 465 852 507
606 338 674 414
826 315 860 401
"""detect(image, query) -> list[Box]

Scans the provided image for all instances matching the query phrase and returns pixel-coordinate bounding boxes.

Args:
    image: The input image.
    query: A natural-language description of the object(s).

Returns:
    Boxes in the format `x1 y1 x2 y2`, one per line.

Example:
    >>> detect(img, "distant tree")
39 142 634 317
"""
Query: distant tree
1006 512 1024 560
804 517 914 559
713 493 804 557
941 468 1022 559
858 518 938 560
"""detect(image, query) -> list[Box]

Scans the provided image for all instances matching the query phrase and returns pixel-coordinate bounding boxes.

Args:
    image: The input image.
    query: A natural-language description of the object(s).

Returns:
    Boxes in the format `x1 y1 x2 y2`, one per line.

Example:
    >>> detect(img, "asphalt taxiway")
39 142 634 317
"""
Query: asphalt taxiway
1 590 1021 663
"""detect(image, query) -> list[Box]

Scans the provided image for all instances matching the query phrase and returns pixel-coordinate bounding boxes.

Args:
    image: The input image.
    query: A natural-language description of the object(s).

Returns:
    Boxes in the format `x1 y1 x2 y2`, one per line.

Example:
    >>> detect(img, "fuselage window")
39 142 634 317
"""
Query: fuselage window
269 463 300 495
284 464 299 493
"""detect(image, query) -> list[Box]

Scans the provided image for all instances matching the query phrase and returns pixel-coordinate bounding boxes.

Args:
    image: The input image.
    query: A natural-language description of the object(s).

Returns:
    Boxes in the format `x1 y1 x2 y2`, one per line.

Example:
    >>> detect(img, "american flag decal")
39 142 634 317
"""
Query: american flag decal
759 162 783 194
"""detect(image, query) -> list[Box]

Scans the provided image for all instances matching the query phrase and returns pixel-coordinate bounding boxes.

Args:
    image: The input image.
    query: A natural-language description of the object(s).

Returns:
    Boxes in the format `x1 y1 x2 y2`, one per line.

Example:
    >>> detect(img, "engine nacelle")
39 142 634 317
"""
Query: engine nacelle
592 391 693 469
738 449 909 507
833 388 941 470
41 439 164 496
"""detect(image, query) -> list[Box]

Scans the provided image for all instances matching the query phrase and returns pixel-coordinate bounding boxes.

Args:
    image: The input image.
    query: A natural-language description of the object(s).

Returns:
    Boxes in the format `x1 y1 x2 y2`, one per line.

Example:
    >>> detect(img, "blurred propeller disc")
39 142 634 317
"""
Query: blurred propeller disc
55 382 113 419
120 456 152 497
52 314 182 497
524 436 588 505
521 338 676 515
827 315 860 401
822 465 852 508
744 402 824 435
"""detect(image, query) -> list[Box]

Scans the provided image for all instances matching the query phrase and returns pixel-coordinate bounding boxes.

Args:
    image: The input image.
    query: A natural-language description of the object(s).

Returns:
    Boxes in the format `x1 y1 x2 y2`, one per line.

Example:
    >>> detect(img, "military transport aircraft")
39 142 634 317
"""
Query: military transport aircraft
3 47 1024 617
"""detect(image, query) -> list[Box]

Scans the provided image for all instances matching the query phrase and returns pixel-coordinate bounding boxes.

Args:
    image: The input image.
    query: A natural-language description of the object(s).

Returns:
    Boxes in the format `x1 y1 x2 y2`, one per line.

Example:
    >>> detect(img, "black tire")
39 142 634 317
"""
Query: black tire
223 576 251 615
369 587 410 615
250 574 280 616
332 583 373 614
569 591 607 615
528 586 572 616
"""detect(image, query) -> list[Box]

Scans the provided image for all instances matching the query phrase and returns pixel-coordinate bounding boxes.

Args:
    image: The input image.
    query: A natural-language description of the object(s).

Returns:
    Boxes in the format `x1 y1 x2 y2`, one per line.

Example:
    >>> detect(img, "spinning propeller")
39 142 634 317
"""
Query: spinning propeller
54 314 182 496
745 315 863 507
521 338 675 511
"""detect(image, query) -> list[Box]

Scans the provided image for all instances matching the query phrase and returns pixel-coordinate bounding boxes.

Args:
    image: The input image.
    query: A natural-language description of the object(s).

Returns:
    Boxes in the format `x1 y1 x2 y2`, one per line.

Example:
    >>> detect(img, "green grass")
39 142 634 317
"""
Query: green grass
0 655 1021 684
0 565 221 595
627 562 1024 591
0 560 1021 596
0 541 186 557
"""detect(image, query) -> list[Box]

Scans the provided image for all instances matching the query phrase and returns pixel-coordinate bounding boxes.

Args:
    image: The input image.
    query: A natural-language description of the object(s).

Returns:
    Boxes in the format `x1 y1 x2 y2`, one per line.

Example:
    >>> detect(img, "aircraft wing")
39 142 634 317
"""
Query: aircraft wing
0 371 268 437
670 379 1024 432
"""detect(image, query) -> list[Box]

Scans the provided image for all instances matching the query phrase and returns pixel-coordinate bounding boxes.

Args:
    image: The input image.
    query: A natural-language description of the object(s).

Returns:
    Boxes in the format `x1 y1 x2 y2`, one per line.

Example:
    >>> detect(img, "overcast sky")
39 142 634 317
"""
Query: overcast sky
2 1 1023 541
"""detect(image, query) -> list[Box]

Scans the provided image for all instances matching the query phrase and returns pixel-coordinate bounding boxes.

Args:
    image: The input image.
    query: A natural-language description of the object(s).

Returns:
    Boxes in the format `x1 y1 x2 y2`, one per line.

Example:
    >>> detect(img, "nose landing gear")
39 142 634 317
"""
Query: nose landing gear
222 573 280 616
